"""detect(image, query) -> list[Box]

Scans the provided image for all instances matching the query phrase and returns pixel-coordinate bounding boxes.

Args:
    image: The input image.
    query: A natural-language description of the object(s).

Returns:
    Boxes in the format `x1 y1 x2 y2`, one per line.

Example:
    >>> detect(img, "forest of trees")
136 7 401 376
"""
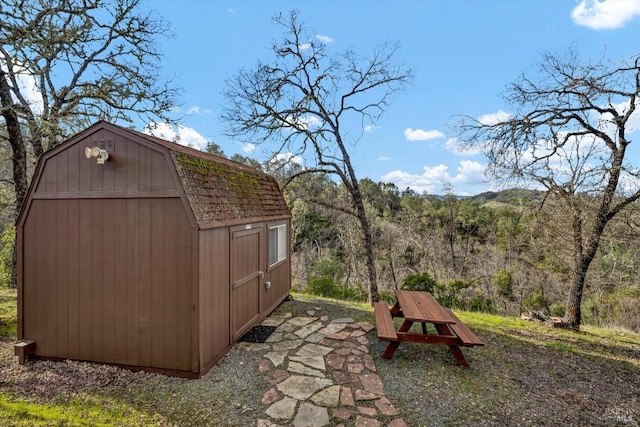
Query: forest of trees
280 174 640 333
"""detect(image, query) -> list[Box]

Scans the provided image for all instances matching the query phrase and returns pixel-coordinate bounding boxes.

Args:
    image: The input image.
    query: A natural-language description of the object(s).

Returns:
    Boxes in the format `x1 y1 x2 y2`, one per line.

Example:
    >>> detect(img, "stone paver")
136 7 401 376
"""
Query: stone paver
375 396 398 416
265 351 289 368
271 339 304 352
295 343 333 357
325 354 345 370
361 374 384 395
340 386 355 406
292 402 329 427
262 387 280 405
276 375 333 400
287 316 318 327
266 396 297 419
310 385 340 407
294 322 323 339
251 305 407 427
289 355 325 370
358 406 378 417
287 361 325 378
332 407 355 420
264 369 290 385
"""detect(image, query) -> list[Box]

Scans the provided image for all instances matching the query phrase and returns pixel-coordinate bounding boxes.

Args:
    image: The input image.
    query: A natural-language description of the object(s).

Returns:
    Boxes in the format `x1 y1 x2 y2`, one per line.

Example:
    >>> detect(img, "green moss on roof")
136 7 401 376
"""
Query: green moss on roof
171 152 289 228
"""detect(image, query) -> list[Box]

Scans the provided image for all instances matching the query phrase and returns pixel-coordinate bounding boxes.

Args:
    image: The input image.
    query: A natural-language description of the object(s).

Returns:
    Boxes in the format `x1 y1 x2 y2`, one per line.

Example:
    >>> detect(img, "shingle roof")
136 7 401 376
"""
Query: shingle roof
170 151 290 228
119 123 291 229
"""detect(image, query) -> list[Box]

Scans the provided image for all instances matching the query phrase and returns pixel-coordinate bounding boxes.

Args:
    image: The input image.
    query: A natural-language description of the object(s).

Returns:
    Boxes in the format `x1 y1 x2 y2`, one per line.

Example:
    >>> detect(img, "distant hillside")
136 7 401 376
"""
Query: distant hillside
469 188 545 205
426 188 546 206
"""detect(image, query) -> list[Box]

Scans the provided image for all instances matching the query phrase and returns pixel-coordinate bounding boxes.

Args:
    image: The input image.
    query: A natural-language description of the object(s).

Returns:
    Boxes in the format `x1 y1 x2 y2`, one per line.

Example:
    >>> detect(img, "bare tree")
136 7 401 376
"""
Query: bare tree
456 49 640 329
222 10 413 304
0 0 180 286
0 0 179 208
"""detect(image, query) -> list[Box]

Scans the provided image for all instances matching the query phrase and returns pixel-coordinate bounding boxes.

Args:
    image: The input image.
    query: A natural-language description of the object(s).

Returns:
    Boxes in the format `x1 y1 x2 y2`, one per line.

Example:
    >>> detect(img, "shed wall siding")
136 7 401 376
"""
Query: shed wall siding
264 262 291 315
22 198 194 372
198 227 230 370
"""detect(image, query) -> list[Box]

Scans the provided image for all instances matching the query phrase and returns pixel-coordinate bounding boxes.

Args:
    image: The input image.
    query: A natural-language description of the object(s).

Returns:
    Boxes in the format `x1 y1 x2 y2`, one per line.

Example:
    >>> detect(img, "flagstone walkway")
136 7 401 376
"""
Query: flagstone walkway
237 306 408 427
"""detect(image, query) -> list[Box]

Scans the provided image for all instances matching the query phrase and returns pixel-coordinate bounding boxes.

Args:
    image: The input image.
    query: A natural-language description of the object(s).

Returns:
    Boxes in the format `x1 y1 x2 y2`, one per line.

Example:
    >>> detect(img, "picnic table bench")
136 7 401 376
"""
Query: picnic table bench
374 290 484 366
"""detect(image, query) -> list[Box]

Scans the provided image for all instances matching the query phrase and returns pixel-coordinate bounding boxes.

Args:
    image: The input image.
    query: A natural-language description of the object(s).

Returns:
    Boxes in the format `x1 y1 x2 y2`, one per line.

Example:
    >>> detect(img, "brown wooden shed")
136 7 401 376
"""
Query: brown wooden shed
15 121 291 378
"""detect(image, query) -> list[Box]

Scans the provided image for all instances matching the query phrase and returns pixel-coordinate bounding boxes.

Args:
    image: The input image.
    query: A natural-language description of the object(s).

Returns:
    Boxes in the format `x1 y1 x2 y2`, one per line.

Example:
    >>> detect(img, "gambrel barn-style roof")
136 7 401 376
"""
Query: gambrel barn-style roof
96 123 290 229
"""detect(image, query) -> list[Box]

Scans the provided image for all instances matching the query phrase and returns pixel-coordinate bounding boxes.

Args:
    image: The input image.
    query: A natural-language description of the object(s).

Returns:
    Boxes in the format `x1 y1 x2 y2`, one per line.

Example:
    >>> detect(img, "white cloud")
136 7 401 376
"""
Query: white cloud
378 156 391 161
144 122 209 150
455 160 486 184
283 114 322 130
364 124 379 134
571 0 640 29
185 106 213 115
381 165 449 194
271 152 303 165
227 8 236 14
478 109 510 126
0 58 44 115
302 115 322 128
299 42 311 50
618 173 640 196
381 161 487 194
187 105 213 116
444 137 483 156
242 142 256 153
144 122 176 140
316 34 334 43
178 126 209 149
599 99 640 134
404 128 445 141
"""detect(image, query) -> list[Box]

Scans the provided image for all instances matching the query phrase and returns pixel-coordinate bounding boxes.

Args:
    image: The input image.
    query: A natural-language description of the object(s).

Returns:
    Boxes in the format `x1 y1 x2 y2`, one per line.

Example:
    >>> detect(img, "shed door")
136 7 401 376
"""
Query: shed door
230 227 263 341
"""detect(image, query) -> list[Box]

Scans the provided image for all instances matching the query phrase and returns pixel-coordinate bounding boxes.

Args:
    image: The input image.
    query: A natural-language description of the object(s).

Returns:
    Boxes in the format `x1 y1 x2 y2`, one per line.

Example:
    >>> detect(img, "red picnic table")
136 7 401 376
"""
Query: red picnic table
374 290 484 366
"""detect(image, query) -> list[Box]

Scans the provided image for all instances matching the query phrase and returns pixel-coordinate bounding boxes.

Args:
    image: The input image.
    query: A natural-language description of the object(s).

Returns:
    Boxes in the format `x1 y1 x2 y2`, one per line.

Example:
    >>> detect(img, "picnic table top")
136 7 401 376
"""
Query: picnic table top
394 289 456 324
376 290 484 364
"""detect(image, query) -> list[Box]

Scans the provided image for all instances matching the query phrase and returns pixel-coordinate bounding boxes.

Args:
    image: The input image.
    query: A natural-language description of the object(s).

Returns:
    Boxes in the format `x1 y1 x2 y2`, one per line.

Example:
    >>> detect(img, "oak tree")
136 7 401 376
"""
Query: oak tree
222 10 413 304
0 0 179 211
457 49 640 329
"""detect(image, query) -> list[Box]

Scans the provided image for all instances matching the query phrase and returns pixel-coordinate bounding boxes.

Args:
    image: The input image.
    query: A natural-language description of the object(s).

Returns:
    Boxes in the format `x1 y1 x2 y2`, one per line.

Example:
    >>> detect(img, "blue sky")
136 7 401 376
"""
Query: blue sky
144 0 640 195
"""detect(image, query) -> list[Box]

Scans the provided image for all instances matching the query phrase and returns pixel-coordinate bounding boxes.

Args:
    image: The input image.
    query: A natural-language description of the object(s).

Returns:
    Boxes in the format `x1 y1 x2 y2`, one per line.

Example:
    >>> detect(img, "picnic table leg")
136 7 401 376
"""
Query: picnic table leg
382 319 413 359
390 301 402 317
434 323 469 367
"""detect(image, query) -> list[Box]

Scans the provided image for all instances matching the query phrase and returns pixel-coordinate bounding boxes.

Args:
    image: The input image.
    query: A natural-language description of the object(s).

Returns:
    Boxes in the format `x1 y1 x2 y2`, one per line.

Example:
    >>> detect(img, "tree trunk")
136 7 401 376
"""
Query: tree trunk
564 260 588 329
0 70 28 288
347 181 378 304
334 131 379 304
357 207 379 305
564 204 609 329
388 250 398 290
0 72 28 211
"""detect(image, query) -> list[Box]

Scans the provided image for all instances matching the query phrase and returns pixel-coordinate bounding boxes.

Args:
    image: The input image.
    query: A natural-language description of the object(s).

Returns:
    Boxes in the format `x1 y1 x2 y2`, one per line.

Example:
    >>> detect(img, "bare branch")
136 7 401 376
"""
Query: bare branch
221 9 413 304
